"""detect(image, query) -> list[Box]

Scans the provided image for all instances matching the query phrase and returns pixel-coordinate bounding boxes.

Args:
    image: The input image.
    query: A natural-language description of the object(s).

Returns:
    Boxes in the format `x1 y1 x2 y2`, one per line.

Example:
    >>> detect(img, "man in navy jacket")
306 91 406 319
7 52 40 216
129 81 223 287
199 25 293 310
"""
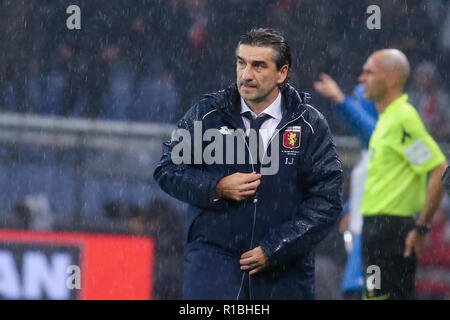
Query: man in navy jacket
154 28 343 299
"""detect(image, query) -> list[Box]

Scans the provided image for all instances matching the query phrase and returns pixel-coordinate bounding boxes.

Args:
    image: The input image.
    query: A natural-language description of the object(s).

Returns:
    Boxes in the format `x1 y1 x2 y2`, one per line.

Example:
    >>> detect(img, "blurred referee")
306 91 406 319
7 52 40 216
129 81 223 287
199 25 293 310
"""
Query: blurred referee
358 49 448 300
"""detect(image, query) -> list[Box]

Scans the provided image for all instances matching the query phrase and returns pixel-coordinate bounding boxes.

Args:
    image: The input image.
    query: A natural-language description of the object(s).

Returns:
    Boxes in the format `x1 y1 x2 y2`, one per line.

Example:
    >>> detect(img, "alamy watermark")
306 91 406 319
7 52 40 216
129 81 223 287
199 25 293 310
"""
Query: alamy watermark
64 5 379 31
66 265 81 290
366 5 381 30
366 265 381 290
170 122 280 175
66 5 81 30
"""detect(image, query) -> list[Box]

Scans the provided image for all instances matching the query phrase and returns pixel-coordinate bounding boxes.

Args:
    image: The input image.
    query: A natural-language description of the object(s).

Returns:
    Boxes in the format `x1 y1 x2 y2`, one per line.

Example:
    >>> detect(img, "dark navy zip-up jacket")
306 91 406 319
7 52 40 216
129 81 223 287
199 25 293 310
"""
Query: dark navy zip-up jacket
153 83 343 299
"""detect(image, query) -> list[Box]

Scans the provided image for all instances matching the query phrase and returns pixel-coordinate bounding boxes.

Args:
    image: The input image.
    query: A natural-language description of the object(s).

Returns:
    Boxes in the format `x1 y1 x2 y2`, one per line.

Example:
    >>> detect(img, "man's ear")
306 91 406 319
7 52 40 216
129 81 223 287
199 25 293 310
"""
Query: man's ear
278 65 289 84
389 68 402 87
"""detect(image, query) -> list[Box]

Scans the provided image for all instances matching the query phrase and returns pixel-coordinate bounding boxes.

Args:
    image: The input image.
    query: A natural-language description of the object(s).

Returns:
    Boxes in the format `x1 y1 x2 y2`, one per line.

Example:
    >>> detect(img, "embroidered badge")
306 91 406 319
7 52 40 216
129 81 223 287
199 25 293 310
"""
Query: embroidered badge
283 126 301 149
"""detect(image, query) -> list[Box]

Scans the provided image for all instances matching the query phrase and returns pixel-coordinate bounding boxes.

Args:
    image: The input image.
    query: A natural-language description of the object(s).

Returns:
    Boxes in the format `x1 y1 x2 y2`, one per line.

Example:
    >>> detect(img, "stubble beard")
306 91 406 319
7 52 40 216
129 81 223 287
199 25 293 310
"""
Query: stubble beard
240 82 279 107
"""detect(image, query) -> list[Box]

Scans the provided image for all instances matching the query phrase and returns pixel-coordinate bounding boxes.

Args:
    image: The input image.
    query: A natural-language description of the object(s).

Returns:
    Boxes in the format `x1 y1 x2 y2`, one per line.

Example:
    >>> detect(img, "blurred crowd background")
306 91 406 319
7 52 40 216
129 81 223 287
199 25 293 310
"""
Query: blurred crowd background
0 0 449 299
1 0 450 136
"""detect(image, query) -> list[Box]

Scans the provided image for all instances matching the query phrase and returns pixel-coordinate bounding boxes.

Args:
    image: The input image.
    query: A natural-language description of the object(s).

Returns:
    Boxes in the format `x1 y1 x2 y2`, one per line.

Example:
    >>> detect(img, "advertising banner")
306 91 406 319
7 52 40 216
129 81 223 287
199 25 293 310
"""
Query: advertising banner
0 230 154 300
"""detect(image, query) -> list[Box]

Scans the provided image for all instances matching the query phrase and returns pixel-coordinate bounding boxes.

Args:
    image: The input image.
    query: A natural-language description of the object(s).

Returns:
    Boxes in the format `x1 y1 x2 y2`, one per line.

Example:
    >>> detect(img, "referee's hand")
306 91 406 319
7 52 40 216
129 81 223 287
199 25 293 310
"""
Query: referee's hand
314 73 345 104
403 229 426 258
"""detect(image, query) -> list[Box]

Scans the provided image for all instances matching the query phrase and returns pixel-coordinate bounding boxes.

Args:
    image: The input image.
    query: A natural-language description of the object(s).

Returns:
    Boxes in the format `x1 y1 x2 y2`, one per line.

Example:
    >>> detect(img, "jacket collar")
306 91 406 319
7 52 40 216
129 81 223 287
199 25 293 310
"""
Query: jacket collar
207 83 309 130
240 91 283 120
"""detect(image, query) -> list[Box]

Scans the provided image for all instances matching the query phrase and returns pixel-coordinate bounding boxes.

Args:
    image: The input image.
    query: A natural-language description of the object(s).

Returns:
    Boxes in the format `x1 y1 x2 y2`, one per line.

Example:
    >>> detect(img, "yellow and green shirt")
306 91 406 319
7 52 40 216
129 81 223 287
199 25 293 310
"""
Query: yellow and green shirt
360 94 446 217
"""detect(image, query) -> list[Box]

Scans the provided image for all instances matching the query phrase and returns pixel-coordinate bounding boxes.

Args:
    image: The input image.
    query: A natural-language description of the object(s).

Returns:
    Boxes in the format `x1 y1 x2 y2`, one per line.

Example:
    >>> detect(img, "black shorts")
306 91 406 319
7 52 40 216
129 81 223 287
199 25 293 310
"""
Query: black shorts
362 215 417 300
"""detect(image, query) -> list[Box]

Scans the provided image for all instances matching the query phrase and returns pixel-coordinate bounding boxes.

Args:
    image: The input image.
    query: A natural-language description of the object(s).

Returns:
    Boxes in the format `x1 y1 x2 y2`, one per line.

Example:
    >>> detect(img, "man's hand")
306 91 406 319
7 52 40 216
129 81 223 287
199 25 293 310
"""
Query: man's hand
404 162 447 258
403 229 426 258
313 73 345 104
240 246 269 275
215 172 261 201
339 212 350 233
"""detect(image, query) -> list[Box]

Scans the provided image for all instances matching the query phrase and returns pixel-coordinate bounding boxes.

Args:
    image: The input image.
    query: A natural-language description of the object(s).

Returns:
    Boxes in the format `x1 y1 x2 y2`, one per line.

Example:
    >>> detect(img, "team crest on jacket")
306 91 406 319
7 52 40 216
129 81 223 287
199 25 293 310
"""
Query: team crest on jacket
283 126 301 149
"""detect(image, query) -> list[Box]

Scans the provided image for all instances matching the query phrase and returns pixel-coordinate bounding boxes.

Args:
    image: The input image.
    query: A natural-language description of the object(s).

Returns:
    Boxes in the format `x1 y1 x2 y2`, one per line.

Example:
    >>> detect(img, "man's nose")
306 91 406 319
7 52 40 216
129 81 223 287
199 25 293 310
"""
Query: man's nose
358 74 364 83
241 65 254 80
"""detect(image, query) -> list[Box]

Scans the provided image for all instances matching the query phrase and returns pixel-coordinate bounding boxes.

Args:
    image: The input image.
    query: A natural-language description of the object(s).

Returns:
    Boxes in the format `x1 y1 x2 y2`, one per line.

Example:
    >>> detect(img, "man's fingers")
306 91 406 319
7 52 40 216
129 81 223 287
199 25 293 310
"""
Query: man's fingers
403 241 412 257
239 254 255 264
239 248 268 274
240 258 259 269
240 257 256 265
239 179 260 191
403 247 411 258
320 73 331 81
313 81 322 91
235 187 258 200
242 172 262 183
403 231 417 258
239 190 257 197
249 266 263 275
223 172 262 200
240 263 258 270
241 263 264 274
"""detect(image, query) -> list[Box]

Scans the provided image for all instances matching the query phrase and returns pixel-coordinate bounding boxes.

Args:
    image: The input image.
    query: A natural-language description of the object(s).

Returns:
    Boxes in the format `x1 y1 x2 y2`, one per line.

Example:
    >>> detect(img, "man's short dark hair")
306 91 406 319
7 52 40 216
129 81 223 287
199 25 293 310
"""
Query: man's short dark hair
237 28 291 86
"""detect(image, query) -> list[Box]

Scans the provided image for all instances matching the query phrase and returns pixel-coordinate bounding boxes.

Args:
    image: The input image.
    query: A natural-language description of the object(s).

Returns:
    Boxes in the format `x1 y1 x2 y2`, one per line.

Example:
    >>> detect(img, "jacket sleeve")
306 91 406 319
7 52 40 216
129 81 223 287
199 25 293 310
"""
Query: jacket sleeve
259 111 343 267
153 104 228 210
334 95 377 148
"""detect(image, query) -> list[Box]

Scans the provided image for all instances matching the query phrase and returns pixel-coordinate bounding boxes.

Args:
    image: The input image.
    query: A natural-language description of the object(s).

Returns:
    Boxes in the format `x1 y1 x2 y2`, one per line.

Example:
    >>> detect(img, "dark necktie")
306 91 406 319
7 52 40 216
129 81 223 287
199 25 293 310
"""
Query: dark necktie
242 111 272 172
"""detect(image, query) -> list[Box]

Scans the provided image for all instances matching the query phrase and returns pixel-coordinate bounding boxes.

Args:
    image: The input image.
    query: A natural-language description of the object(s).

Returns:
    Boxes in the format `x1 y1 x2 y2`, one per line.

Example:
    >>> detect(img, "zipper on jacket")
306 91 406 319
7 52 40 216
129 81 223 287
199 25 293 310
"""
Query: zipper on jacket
249 113 304 300
255 113 303 202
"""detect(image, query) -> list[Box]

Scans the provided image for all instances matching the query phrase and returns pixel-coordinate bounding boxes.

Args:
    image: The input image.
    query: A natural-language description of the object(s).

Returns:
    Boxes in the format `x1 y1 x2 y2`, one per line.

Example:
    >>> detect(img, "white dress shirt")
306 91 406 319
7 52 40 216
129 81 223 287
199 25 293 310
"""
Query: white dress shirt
240 91 282 150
